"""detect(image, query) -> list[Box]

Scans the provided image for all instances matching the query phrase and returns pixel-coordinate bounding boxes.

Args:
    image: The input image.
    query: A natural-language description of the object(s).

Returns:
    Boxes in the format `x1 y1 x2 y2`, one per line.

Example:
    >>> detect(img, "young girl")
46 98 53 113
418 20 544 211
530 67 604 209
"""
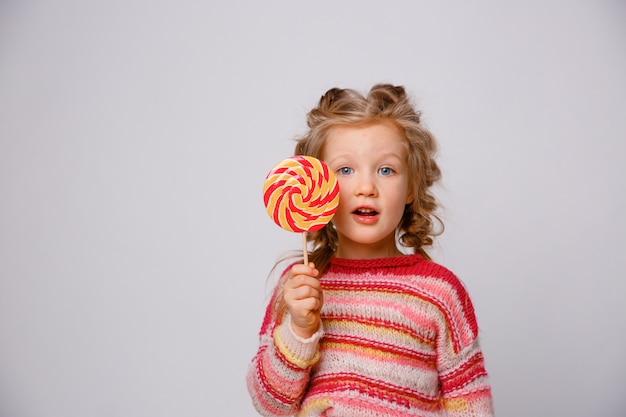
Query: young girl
247 84 495 416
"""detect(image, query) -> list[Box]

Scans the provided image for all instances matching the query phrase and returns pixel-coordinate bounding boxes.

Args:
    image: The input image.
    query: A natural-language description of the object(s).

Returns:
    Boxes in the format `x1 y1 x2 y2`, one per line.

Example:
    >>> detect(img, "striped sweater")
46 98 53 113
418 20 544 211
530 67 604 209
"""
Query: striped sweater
247 254 494 416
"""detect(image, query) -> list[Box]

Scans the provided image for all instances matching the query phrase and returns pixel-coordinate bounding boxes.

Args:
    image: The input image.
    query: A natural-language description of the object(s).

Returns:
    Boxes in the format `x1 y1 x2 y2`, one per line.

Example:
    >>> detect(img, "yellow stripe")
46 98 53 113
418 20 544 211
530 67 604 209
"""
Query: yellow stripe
273 327 321 369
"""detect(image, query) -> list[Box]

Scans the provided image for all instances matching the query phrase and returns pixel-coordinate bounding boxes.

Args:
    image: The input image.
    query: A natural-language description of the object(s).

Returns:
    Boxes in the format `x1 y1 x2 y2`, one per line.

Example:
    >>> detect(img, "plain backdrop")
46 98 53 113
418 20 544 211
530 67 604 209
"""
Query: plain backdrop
1 1 625 416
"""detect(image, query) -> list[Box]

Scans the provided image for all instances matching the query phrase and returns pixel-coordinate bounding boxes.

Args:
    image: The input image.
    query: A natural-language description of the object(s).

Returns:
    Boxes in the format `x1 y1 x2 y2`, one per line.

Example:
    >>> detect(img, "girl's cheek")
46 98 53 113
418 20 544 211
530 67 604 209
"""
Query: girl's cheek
337 177 349 192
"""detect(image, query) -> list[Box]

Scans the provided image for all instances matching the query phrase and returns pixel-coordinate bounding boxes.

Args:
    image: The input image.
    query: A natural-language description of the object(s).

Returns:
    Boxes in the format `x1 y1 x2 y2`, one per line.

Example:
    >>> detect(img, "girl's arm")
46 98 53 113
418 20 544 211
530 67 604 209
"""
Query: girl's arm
438 338 495 416
246 305 323 416
434 275 495 416
246 264 324 416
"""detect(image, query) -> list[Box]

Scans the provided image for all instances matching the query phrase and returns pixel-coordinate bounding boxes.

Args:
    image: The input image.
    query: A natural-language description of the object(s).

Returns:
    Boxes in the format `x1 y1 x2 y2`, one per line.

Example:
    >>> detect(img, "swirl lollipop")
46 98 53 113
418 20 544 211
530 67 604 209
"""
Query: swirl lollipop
263 155 340 264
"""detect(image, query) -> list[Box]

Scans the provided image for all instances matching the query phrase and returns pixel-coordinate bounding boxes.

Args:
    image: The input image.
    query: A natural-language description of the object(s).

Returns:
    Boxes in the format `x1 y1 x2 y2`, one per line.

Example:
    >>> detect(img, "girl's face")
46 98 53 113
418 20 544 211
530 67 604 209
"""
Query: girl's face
323 120 412 259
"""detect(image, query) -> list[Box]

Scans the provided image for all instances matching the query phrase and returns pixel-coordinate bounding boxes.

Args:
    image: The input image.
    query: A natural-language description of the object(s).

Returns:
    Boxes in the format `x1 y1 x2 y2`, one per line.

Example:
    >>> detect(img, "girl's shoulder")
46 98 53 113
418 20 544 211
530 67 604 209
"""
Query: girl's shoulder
407 257 468 294
405 258 480 350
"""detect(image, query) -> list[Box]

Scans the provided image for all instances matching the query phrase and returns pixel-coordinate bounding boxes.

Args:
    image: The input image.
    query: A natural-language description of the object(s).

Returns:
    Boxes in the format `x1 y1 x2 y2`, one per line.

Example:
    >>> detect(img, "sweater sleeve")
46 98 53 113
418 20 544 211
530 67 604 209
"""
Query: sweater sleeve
246 296 323 416
433 273 495 416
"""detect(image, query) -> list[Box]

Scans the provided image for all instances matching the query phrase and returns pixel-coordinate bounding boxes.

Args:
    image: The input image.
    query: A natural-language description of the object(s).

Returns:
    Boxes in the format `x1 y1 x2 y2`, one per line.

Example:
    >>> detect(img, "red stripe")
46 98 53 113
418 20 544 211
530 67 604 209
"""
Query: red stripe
256 346 300 405
323 313 436 347
440 352 488 392
322 334 436 365
308 372 440 409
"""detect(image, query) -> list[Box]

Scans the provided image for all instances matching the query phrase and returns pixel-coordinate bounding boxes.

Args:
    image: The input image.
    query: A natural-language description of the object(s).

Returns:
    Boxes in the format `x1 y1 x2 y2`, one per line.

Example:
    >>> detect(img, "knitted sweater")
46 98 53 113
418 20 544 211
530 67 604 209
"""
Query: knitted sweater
247 254 494 416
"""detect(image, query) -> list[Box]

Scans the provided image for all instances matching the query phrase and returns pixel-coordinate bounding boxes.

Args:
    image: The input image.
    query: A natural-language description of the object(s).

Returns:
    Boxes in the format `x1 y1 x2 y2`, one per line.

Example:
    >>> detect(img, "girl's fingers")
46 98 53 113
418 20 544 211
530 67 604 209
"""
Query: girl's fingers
298 297 322 313
285 276 321 293
284 285 320 302
288 263 319 280
283 262 323 333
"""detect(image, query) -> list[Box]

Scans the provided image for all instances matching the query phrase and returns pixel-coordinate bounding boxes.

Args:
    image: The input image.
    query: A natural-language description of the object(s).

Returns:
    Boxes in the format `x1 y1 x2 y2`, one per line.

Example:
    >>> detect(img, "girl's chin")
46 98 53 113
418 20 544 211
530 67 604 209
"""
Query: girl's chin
335 235 399 258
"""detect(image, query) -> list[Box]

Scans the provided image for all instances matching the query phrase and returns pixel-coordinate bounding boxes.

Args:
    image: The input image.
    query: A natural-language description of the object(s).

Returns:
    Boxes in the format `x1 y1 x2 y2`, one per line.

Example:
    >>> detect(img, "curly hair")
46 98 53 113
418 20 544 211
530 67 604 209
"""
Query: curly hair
270 84 443 321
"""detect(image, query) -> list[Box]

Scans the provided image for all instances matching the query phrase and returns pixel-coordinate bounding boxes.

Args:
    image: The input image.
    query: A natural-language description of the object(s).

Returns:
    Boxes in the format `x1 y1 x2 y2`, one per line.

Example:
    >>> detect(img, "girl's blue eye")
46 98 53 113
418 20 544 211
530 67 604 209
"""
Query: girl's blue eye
338 167 353 175
379 167 394 176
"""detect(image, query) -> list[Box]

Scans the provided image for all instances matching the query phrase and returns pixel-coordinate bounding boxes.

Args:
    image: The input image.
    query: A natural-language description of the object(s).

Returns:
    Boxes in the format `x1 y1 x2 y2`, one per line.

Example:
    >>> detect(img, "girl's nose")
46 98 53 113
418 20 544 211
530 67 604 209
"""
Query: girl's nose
355 173 377 197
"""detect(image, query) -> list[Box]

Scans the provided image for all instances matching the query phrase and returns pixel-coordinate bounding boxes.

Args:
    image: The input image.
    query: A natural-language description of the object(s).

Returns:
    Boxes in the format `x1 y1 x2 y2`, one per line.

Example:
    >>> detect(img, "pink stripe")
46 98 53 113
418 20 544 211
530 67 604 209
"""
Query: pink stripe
251 376 291 413
326 294 438 335
325 343 435 372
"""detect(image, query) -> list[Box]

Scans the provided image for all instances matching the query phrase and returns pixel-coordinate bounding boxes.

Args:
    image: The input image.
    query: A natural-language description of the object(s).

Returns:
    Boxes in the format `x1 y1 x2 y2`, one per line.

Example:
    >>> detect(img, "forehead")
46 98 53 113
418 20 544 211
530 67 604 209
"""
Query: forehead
323 120 408 159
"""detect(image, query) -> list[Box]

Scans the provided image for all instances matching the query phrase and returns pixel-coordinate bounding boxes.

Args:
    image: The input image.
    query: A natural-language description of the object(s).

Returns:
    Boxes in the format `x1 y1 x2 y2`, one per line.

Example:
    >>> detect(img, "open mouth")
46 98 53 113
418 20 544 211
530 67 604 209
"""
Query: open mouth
353 208 378 217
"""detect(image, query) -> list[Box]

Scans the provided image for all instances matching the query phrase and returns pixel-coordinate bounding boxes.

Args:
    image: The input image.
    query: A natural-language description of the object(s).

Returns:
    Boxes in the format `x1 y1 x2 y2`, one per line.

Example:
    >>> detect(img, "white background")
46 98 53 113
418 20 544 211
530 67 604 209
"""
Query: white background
1 1 625 416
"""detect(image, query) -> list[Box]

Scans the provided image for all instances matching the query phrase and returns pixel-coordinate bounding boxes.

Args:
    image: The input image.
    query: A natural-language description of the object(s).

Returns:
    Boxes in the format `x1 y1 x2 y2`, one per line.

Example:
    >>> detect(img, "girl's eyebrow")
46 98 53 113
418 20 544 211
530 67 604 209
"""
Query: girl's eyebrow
377 152 405 163
324 153 351 165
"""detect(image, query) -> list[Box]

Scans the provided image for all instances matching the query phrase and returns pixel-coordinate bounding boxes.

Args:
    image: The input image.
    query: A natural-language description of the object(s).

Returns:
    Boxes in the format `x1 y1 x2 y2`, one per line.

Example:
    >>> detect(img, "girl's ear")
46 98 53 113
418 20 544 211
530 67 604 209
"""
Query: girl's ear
405 189 414 205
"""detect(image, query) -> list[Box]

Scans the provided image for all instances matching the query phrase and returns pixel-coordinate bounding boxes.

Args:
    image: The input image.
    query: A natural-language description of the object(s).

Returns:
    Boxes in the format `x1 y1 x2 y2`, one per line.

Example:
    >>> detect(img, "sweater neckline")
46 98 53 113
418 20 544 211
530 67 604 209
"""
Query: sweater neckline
329 253 424 269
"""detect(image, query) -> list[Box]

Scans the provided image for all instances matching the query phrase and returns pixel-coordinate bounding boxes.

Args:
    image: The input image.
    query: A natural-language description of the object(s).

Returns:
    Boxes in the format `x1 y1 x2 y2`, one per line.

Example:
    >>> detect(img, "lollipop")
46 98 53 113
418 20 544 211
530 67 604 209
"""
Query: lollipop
263 155 340 264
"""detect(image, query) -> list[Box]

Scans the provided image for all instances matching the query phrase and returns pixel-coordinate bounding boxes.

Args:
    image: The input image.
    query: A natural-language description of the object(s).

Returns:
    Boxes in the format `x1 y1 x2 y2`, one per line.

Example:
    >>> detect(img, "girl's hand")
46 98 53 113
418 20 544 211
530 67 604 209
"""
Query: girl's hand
283 262 323 339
